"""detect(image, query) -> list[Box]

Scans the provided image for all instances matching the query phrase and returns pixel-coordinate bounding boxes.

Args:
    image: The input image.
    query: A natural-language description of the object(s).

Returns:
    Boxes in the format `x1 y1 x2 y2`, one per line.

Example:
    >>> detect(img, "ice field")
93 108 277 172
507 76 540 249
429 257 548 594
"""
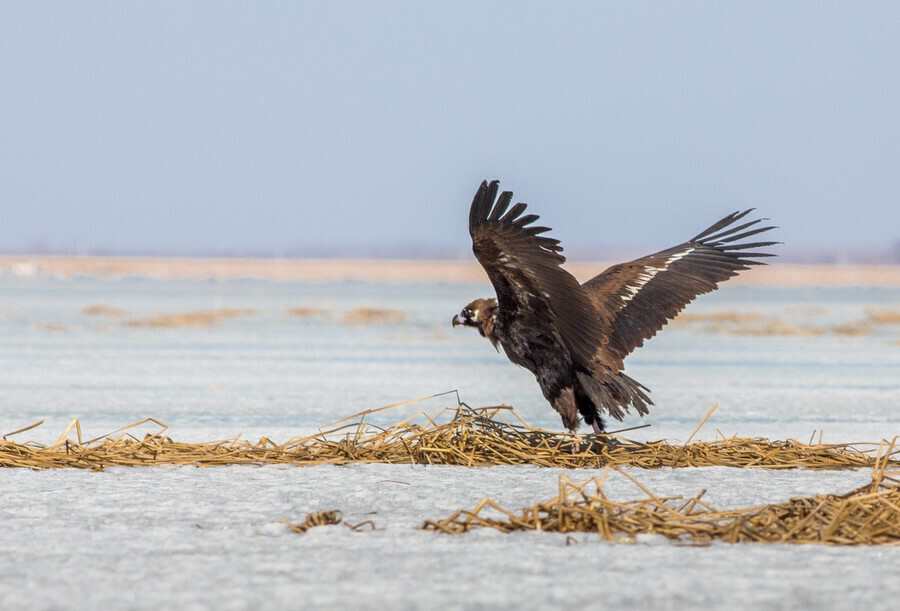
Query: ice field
2 276 899 610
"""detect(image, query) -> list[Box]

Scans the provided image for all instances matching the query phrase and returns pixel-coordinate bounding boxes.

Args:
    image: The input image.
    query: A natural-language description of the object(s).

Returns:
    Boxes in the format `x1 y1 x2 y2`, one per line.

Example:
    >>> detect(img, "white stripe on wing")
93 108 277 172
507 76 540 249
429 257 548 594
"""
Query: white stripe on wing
620 247 695 303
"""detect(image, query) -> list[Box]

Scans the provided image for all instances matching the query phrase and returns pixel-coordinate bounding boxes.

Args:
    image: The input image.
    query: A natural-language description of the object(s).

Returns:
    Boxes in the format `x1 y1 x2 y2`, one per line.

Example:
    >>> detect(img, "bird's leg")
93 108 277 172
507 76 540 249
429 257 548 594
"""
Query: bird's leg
569 431 583 455
590 417 610 451
553 388 582 454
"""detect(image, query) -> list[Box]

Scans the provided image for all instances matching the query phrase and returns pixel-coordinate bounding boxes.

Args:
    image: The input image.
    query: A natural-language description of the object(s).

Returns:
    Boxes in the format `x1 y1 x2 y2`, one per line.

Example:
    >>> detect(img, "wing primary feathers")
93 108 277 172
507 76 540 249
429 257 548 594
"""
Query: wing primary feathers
467 180 565 259
708 225 777 245
690 209 754 241
513 214 539 227
474 181 494 223
488 191 513 222
468 181 488 233
722 241 782 251
484 180 499 211
500 202 528 223
701 218 765 243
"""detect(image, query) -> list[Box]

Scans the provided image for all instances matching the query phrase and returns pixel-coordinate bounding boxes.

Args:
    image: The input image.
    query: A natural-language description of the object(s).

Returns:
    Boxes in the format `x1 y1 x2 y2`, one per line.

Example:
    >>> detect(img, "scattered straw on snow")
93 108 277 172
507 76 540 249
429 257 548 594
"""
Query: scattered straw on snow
423 442 900 546
3 405 899 546
124 308 256 328
34 323 69 333
82 304 127 318
285 511 343 534
286 307 329 319
1 406 895 471
672 309 899 338
341 307 406 325
673 311 765 325
866 309 900 325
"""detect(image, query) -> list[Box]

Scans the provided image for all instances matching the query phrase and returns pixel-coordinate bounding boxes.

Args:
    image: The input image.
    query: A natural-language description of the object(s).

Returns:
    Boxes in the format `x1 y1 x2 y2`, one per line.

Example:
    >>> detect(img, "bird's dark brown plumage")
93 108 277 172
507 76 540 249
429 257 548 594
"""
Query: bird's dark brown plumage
455 180 778 433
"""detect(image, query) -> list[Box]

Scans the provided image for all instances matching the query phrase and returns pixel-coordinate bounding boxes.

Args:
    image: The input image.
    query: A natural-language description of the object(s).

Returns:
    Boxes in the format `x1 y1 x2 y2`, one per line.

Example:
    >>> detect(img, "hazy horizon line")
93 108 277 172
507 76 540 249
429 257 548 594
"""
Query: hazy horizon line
4 244 900 265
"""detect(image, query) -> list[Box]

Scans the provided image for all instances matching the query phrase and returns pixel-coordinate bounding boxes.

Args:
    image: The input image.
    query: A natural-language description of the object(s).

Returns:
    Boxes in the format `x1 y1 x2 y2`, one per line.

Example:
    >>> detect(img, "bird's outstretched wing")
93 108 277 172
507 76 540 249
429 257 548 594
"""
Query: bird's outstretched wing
582 209 778 362
469 180 607 367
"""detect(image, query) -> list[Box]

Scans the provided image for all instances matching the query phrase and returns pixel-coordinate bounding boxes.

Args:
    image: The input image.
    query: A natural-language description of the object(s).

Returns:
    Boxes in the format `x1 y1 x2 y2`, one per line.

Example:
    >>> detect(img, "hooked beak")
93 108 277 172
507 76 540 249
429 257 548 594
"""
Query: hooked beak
451 314 461 327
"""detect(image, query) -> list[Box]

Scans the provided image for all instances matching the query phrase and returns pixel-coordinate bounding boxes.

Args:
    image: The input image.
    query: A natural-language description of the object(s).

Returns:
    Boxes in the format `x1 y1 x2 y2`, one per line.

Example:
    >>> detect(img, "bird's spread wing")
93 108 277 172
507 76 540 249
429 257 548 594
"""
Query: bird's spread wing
582 209 778 360
469 180 606 367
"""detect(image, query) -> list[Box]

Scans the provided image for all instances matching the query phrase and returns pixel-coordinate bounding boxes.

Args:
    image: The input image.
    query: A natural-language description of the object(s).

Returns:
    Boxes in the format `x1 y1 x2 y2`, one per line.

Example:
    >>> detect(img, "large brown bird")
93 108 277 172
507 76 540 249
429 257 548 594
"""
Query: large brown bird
452 180 777 434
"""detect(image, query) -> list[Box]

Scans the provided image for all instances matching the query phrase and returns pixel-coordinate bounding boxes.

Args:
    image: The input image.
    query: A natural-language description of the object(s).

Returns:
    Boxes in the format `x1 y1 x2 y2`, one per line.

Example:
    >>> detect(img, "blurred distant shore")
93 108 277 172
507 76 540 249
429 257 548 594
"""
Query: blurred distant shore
3 255 900 287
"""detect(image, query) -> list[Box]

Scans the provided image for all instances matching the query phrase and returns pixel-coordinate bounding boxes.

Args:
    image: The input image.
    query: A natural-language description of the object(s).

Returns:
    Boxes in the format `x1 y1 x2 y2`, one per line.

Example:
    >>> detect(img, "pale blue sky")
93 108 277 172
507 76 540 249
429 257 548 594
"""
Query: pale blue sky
1 2 898 259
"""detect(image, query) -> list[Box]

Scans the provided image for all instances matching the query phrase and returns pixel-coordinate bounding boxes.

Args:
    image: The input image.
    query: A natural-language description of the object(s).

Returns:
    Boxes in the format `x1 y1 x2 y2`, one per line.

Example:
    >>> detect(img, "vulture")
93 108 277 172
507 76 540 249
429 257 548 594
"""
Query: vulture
452 180 778 434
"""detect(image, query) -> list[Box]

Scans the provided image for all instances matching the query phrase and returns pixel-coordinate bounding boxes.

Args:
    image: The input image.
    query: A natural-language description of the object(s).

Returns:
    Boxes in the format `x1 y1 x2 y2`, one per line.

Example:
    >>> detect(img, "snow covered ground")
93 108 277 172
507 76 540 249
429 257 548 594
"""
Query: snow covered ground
2 464 894 611
2 276 899 610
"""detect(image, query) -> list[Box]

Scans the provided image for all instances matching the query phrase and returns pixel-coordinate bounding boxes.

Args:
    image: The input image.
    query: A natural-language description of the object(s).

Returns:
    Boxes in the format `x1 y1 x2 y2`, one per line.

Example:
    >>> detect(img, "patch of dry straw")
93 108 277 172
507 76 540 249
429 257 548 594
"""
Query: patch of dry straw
125 308 256 328
1 405 896 471
285 511 343 534
286 307 329 319
34 323 69 333
673 308 900 337
867 309 900 325
82 304 127 318
673 311 765 325
284 510 378 534
341 307 406 325
423 440 900 545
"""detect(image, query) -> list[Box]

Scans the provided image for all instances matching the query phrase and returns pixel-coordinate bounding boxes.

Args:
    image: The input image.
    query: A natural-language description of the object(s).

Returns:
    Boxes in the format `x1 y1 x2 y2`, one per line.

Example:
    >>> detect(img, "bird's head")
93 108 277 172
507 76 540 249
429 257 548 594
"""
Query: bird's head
452 298 498 339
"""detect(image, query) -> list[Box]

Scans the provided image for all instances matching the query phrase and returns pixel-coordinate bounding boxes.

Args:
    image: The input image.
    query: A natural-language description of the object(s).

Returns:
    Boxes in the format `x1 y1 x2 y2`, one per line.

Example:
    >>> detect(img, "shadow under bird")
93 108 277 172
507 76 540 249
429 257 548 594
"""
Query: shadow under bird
452 180 779 434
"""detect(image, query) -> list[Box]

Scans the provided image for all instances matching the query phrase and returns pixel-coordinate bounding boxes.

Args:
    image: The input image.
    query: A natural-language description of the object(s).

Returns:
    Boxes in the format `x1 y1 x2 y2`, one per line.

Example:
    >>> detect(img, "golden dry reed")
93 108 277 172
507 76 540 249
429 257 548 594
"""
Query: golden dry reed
340 307 406 325
1 407 896 471
82 304 127 318
423 441 900 545
672 307 900 338
866 309 900 325
286 511 343 534
286 307 329 318
125 308 256 328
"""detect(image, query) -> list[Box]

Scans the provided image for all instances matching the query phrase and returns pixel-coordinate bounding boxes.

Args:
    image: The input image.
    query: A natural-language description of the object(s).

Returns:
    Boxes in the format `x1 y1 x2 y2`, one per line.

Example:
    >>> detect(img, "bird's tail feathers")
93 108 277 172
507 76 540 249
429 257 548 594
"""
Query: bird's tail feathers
576 370 653 421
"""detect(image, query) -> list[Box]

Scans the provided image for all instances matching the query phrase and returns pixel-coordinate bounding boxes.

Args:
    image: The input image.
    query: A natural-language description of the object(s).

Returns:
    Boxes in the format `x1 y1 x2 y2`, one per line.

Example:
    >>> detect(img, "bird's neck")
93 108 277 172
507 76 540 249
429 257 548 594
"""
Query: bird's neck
480 311 499 350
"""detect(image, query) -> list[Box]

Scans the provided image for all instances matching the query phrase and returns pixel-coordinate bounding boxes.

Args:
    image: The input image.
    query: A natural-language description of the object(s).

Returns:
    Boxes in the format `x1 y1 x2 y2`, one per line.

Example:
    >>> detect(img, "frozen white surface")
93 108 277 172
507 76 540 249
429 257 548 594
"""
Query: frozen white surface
2 277 900 610
1 464 897 611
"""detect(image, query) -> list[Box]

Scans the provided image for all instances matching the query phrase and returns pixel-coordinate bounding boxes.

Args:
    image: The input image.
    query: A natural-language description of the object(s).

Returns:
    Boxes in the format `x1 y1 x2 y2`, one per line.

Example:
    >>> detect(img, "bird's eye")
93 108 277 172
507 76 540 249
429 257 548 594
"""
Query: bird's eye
463 308 472 318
